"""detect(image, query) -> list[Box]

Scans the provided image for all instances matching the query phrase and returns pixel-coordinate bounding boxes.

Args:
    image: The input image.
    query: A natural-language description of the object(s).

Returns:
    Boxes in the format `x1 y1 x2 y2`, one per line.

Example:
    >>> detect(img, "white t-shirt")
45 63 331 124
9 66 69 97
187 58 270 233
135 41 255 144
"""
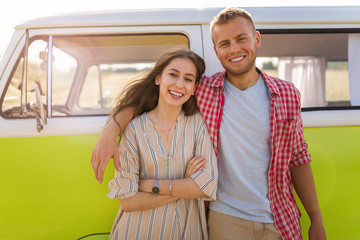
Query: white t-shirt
209 75 274 223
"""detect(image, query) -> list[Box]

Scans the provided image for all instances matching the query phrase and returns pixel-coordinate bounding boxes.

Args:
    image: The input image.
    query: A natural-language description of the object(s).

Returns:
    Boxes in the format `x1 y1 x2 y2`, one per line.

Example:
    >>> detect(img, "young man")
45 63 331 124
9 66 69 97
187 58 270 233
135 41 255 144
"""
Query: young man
91 8 326 240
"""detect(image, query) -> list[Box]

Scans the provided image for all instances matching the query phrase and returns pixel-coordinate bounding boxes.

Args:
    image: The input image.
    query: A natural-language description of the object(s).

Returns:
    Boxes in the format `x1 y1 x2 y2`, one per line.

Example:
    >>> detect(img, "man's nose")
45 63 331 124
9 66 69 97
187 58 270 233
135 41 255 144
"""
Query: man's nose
229 41 240 53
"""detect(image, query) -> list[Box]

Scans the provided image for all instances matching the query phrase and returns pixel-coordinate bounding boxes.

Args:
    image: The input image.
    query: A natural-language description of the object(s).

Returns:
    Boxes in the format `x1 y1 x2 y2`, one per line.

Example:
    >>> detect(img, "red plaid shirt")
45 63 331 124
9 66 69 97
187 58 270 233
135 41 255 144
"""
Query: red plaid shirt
196 68 311 240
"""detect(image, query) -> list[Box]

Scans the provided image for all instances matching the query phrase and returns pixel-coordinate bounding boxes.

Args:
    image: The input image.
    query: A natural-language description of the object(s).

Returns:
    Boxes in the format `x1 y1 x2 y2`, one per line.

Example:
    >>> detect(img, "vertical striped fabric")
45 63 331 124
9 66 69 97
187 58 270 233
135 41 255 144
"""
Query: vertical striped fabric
107 111 218 240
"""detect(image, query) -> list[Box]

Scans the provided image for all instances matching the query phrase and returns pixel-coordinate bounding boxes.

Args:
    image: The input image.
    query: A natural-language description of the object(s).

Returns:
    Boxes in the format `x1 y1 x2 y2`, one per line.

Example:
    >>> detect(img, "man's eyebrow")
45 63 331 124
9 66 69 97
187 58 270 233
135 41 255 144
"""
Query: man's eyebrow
217 33 248 45
234 33 248 38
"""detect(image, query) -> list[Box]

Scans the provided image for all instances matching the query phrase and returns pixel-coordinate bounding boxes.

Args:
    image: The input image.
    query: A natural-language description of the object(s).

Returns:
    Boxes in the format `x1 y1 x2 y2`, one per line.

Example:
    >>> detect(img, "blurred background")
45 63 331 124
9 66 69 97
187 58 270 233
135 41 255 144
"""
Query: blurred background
1 0 360 62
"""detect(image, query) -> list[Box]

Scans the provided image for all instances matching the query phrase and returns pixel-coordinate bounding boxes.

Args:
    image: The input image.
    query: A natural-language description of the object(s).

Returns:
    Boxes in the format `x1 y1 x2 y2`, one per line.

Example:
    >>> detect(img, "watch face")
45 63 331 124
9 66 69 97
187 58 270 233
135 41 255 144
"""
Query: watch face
152 186 160 194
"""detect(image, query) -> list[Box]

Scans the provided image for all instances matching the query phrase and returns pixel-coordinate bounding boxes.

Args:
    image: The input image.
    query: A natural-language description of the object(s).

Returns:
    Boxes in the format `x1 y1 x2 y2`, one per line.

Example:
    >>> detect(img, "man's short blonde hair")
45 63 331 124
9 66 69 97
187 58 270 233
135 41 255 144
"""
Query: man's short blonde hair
210 8 256 37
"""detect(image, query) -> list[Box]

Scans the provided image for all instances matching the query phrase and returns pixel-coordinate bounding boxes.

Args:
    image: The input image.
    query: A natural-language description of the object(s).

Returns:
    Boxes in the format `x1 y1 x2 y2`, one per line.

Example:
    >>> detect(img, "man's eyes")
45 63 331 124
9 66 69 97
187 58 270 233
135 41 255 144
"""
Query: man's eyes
219 42 229 47
237 37 247 42
219 38 247 48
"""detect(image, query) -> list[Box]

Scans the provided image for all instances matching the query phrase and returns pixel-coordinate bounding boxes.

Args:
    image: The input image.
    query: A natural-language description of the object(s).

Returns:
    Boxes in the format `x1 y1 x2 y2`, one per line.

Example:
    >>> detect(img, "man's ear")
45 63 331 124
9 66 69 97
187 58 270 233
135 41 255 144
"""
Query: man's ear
192 82 199 95
255 31 261 49
213 46 219 59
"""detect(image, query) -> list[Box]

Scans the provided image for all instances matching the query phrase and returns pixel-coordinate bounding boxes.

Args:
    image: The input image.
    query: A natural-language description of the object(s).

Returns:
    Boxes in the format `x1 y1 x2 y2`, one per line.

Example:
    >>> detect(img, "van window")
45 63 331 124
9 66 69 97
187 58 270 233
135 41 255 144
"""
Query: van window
1 33 189 118
1 58 24 117
52 45 77 110
78 63 152 110
51 34 189 116
256 32 360 109
1 39 48 118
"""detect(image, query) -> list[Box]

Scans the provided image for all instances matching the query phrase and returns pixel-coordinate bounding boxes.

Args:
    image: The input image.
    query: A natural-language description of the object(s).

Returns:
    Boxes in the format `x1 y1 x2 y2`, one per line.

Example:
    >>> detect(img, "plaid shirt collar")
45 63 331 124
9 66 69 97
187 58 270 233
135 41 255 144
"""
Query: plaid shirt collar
210 68 281 98
258 68 281 98
209 70 226 88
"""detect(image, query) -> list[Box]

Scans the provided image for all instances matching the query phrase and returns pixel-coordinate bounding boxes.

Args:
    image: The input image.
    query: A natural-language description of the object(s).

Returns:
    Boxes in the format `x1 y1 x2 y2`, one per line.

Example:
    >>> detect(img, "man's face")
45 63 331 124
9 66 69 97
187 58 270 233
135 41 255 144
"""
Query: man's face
212 17 261 77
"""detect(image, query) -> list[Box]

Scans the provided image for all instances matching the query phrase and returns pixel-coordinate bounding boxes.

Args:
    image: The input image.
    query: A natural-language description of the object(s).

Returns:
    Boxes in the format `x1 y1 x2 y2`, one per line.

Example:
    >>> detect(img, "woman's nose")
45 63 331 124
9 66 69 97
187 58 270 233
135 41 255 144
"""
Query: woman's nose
175 78 184 87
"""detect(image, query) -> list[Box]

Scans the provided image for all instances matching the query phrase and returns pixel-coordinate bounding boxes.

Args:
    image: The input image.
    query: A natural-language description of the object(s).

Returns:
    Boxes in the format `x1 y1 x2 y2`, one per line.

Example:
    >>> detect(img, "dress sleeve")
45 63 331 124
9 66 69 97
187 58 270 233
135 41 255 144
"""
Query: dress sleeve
107 121 140 200
191 112 218 201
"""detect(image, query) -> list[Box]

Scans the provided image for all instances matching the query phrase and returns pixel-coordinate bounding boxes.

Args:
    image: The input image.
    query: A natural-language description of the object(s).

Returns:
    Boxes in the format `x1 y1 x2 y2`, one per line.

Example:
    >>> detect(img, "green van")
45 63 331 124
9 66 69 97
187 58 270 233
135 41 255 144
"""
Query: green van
1 6 360 239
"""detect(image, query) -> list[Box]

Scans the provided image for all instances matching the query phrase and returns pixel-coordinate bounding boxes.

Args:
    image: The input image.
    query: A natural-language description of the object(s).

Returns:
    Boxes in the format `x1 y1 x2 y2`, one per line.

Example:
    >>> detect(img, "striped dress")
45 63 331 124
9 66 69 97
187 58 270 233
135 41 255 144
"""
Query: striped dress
107 111 218 240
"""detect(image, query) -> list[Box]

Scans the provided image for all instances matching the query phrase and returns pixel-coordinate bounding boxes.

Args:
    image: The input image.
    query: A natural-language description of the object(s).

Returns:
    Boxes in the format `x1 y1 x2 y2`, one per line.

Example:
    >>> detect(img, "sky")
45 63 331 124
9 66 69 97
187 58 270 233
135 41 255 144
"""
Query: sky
1 0 360 60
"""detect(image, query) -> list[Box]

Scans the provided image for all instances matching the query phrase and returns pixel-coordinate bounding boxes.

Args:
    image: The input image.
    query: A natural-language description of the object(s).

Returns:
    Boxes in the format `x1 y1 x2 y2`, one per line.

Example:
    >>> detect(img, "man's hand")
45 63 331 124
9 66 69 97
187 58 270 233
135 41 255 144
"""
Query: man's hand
309 218 326 240
91 107 134 183
291 163 327 240
91 122 121 183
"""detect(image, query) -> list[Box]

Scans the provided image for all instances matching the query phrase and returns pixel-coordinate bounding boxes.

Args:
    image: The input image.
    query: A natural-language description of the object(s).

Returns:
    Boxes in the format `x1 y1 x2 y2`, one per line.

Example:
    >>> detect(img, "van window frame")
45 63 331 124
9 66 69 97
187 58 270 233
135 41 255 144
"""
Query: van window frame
258 27 360 112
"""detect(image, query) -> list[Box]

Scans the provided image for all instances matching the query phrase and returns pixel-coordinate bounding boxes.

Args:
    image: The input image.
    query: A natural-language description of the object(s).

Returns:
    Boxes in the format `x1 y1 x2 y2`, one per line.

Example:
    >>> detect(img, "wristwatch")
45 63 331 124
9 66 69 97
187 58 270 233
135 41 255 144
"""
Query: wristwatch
152 179 160 194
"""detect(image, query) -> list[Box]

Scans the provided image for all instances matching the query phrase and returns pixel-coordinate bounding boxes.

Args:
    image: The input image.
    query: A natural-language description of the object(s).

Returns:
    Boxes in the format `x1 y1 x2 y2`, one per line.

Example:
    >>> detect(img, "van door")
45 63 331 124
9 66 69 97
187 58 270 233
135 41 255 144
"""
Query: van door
256 29 360 239
0 25 203 240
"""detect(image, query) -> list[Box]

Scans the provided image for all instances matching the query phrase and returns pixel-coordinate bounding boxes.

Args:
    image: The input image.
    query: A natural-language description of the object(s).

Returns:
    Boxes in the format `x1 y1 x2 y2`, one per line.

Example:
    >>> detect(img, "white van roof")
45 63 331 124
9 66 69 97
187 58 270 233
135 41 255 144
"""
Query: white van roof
16 6 360 30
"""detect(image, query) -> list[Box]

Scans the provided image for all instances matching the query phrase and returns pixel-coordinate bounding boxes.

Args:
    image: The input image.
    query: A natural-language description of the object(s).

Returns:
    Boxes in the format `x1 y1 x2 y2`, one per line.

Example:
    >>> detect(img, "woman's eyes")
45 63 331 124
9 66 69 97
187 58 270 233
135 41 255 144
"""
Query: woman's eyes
168 73 194 82
169 73 177 77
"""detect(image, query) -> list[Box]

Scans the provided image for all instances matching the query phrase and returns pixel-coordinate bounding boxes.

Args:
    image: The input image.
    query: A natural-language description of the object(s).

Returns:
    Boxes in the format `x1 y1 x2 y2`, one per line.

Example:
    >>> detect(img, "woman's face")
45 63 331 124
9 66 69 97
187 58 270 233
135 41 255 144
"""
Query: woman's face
156 57 197 110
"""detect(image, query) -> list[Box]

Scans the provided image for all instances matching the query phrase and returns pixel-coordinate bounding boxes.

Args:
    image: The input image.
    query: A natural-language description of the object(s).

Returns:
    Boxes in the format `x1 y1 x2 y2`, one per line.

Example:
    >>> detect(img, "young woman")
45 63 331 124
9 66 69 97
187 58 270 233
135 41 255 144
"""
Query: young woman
106 49 218 240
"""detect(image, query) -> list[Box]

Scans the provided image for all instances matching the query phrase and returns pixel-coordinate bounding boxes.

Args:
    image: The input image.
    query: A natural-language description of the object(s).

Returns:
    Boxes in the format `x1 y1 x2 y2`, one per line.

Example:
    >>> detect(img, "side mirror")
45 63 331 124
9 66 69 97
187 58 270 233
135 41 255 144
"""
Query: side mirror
31 84 47 132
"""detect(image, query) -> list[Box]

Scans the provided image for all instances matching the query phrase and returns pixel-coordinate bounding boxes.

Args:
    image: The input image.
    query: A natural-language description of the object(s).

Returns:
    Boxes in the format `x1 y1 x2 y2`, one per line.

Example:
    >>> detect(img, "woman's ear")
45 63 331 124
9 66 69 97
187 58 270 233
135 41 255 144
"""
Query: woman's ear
155 75 160 85
191 82 198 95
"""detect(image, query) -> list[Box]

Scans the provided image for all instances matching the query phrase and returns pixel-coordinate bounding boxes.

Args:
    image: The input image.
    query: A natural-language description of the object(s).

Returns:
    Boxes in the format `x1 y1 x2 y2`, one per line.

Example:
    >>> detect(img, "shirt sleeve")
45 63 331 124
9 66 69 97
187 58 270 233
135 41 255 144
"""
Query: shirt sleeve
191 112 218 201
107 122 140 200
290 116 312 166
289 89 312 167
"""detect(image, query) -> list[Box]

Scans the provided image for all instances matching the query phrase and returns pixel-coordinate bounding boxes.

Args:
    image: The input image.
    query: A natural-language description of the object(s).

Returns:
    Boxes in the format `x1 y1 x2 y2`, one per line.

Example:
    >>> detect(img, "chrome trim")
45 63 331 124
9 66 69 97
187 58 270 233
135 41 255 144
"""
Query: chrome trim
47 35 53 117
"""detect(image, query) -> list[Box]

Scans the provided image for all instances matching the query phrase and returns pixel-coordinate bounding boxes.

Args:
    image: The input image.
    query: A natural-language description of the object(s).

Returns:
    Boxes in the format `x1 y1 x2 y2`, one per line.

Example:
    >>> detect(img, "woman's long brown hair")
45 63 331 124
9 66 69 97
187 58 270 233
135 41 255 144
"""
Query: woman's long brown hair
109 49 206 129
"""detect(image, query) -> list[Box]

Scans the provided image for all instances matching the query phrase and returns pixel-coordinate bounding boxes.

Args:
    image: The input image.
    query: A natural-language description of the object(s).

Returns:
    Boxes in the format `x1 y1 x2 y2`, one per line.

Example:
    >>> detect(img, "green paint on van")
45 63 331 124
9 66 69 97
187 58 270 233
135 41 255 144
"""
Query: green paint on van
1 126 359 239
299 126 360 240
0 135 118 240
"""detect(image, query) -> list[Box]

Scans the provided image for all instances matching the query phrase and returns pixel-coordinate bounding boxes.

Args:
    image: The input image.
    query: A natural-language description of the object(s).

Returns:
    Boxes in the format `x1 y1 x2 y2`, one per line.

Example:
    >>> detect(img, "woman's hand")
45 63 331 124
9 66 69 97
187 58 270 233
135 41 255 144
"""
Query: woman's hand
137 156 206 197
185 156 206 178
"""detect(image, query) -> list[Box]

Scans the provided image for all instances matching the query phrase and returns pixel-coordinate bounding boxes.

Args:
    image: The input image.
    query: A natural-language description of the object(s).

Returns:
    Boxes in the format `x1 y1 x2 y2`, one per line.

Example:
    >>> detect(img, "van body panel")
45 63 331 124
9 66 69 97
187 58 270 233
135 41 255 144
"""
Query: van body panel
14 7 360 30
0 21 204 239
0 116 106 138
301 126 360 239
302 110 360 127
0 135 118 239
1 7 360 240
